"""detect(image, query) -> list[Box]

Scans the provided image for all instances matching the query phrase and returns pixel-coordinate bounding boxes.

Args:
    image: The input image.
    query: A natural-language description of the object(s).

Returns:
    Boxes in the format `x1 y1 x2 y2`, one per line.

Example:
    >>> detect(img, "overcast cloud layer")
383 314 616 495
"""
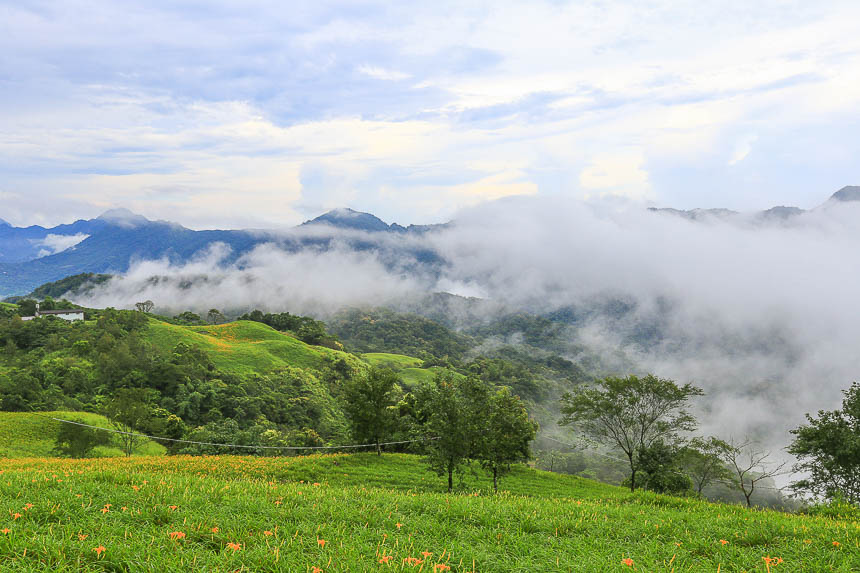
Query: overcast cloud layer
2 1 859 228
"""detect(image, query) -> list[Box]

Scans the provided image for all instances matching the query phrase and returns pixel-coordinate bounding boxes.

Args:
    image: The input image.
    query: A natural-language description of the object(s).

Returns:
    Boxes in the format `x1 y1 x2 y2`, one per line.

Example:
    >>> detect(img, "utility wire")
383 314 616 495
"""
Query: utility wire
38 413 435 451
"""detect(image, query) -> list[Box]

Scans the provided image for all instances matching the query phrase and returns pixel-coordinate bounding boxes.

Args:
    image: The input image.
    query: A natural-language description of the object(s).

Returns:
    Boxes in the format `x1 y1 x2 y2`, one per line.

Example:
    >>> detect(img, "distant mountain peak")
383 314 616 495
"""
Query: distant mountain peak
302 208 393 232
96 208 150 228
829 186 860 202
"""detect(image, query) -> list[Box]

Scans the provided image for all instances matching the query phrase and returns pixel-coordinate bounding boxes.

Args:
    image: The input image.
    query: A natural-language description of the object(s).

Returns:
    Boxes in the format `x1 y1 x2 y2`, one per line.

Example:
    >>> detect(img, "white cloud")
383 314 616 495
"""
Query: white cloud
357 65 411 81
33 233 90 257
579 152 652 201
728 134 758 166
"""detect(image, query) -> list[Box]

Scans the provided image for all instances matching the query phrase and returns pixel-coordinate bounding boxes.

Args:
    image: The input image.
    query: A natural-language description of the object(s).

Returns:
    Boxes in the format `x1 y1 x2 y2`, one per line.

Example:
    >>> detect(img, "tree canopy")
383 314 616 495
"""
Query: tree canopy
560 374 703 492
789 382 860 505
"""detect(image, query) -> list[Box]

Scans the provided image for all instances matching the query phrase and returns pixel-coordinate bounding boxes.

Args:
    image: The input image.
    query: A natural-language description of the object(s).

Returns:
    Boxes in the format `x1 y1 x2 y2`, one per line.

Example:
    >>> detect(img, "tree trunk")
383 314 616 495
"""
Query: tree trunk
628 451 636 492
493 467 498 493
376 438 381 456
448 467 453 493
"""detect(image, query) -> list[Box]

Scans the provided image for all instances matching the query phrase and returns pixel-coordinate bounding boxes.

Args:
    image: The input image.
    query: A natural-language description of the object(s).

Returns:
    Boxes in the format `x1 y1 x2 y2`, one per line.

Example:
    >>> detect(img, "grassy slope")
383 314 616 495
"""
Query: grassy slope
145 318 363 375
0 412 165 458
0 302 17 310
0 454 856 571
360 352 463 387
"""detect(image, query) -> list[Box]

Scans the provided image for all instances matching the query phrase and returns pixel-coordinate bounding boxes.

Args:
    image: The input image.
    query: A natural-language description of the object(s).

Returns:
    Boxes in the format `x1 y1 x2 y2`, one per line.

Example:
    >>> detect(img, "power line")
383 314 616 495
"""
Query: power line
40 413 435 451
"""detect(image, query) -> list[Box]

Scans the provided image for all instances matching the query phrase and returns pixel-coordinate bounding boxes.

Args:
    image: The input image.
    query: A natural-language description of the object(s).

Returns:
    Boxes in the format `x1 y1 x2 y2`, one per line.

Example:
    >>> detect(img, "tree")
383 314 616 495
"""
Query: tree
480 386 538 492
680 436 733 495
102 388 160 456
635 439 692 494
559 374 703 492
17 299 37 317
53 418 111 458
207 309 225 324
721 437 788 508
422 372 473 493
788 382 860 505
342 367 400 455
134 300 154 313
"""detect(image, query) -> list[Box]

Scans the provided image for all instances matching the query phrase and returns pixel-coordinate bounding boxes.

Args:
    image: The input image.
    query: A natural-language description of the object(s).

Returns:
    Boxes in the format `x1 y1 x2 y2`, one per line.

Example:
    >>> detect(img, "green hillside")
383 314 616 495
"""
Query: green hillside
0 411 165 458
360 352 463 387
146 318 363 375
0 453 856 571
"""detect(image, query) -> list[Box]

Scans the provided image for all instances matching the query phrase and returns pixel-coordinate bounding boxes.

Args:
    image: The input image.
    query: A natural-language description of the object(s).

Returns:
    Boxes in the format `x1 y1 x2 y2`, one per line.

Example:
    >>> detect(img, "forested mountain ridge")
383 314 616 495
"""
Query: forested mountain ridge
2 186 857 297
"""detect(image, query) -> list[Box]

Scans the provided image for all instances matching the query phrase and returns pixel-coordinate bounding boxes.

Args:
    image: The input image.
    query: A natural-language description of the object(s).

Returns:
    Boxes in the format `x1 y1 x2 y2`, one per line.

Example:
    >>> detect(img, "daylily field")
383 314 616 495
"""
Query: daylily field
0 453 857 571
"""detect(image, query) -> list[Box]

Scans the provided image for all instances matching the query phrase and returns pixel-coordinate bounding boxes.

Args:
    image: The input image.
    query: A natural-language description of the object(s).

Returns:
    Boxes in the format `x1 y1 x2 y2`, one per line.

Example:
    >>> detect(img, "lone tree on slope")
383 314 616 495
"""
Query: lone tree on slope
560 374 703 492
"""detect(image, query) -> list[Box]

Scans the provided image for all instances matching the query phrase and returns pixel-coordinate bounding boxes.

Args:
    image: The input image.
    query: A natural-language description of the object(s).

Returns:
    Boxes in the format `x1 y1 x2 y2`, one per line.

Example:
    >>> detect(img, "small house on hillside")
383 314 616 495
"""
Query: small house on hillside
20 303 85 322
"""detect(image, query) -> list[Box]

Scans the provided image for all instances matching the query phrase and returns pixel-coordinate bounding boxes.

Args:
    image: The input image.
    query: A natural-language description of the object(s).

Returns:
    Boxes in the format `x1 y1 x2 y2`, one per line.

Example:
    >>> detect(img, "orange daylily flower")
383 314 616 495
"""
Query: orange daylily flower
169 531 186 540
93 546 106 558
720 539 728 545
264 530 273 536
379 555 393 564
210 527 219 533
12 513 21 520
435 565 450 571
311 567 323 573
622 557 634 567
78 534 88 541
226 542 242 551
396 523 403 529
1 528 10 534
168 505 178 511
422 551 432 558
317 539 326 548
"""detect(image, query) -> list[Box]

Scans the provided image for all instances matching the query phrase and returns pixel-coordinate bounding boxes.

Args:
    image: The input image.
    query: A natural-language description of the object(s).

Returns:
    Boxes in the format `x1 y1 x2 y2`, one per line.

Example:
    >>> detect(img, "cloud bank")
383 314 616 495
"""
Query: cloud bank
76 196 860 463
2 1 860 228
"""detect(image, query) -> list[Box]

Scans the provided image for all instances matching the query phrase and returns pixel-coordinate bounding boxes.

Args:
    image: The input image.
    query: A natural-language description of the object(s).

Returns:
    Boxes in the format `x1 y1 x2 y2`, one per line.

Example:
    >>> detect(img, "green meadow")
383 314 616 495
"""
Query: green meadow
145 319 364 374
0 453 857 571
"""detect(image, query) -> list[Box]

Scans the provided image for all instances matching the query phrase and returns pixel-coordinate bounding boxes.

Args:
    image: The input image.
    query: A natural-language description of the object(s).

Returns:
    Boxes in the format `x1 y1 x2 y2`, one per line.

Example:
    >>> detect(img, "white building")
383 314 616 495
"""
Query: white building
20 305 85 322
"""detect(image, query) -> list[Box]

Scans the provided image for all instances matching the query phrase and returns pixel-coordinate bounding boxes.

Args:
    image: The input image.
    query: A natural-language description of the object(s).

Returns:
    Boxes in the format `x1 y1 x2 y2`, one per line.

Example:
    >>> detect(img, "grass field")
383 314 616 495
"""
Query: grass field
0 412 165 458
361 353 424 369
145 319 363 375
0 453 856 571
0 302 17 310
360 353 462 387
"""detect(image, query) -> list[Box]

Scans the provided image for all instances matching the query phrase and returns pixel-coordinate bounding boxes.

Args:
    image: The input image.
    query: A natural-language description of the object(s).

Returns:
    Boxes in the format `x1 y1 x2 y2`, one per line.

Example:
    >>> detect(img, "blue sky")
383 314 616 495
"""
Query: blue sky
1 0 859 228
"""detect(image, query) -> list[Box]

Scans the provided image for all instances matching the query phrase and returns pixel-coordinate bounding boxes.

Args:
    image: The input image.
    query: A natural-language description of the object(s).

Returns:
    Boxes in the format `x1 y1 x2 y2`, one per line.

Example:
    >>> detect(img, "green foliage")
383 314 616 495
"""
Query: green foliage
328 307 472 360
17 298 37 317
238 309 341 349
419 373 473 492
634 440 693 495
53 417 111 458
102 388 161 457
342 367 401 454
789 382 860 505
478 386 539 491
680 436 733 495
560 374 704 492
28 273 112 299
172 311 203 325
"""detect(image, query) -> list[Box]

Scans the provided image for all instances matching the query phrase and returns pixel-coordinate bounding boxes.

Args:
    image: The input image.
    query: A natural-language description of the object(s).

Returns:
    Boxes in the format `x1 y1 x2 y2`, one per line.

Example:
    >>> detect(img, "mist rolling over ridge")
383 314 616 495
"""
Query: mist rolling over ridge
65 190 860 462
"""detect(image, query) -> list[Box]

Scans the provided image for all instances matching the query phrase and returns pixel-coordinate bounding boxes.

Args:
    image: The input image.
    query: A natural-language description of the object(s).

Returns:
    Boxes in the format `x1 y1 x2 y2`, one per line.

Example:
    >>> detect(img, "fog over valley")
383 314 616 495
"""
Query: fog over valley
49 189 860 465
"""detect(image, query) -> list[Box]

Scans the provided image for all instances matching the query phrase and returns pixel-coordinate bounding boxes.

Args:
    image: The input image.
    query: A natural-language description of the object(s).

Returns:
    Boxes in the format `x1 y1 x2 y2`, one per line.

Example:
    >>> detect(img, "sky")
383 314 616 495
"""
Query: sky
2 0 860 229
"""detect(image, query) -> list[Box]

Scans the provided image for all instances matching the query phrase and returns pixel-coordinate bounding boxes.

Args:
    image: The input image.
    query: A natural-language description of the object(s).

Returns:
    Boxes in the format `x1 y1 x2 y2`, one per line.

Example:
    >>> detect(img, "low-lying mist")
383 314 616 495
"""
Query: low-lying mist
76 195 860 465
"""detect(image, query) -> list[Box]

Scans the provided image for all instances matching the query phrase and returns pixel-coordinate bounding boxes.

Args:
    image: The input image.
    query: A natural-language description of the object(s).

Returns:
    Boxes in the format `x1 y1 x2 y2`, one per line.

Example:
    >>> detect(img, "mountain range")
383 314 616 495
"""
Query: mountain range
0 187 857 297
